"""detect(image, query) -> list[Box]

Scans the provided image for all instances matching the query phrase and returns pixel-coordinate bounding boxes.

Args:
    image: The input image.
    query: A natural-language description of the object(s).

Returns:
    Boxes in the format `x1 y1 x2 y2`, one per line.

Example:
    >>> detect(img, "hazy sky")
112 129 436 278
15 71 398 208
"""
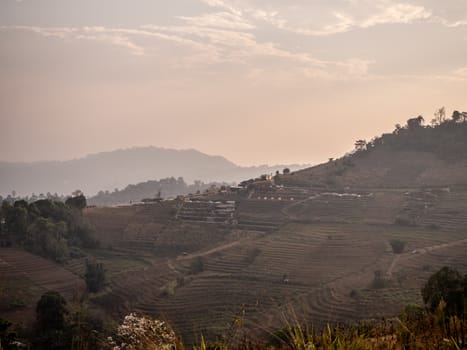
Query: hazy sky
1 0 466 166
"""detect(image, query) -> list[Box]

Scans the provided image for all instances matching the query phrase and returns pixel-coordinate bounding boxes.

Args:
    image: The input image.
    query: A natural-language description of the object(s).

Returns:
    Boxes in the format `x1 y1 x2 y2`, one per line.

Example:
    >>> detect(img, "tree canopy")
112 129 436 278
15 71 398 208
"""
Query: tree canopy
421 266 465 317
36 291 68 331
1 197 98 262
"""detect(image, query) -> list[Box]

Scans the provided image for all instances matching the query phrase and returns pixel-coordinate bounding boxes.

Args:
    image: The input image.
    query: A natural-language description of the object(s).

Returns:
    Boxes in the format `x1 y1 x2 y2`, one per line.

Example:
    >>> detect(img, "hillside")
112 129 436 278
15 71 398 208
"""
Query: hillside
0 147 307 197
81 117 467 344
2 115 467 347
279 117 467 189
87 177 224 206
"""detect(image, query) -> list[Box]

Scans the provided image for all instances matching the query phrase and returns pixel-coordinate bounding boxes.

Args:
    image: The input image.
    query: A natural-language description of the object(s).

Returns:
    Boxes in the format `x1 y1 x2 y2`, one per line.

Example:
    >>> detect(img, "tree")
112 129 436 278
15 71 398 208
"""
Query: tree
189 256 204 275
3 201 29 239
283 168 290 175
85 261 106 293
390 239 406 254
452 110 462 123
65 194 87 211
431 106 446 126
0 318 20 349
36 291 68 331
421 267 465 317
26 217 69 262
354 139 367 152
393 123 402 134
406 115 424 129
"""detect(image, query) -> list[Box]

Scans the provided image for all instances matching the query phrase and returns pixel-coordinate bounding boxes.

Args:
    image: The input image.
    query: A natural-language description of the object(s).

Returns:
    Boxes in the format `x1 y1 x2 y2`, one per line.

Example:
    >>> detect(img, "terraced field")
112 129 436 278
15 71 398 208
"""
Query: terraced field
81 188 467 344
3 186 465 345
0 248 85 326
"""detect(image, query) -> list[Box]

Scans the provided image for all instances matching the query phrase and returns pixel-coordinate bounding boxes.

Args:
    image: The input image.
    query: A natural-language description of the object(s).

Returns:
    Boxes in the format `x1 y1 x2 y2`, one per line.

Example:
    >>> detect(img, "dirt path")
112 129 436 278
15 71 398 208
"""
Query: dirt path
386 254 401 276
386 236 467 276
281 195 316 219
176 240 242 262
166 239 246 274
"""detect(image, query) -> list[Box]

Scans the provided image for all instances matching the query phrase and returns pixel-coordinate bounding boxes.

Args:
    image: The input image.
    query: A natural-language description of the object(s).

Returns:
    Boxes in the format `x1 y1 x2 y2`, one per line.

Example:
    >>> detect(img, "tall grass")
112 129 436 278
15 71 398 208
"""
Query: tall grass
187 307 465 350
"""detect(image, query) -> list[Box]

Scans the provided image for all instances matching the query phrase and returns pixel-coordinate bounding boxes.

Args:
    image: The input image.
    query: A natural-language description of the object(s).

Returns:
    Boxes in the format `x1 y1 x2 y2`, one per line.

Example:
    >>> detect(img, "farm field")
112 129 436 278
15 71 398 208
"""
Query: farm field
0 248 86 327
77 187 467 344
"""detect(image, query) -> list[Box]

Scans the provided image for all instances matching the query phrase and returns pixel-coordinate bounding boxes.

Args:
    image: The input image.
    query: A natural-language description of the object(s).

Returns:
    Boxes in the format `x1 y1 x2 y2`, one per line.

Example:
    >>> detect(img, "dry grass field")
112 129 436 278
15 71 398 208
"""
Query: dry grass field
1 185 465 345
0 248 85 327
77 185 467 344
2 126 467 345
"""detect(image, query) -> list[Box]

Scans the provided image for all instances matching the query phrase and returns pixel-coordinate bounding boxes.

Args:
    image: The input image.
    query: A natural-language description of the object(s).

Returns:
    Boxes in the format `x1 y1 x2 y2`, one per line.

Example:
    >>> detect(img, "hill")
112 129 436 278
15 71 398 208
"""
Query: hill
1 113 467 347
0 147 308 197
87 177 224 206
279 115 467 189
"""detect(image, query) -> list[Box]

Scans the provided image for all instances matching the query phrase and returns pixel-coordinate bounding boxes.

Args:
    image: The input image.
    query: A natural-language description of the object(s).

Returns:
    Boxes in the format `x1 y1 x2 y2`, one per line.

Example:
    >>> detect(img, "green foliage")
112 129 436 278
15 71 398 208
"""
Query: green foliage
2 201 28 238
189 256 205 275
34 291 71 349
422 266 465 317
88 177 225 206
29 199 71 223
349 289 362 299
25 217 69 263
3 197 98 262
379 117 467 160
390 239 406 254
85 261 106 293
0 318 20 349
36 291 68 331
394 215 416 227
73 222 99 248
244 247 261 264
65 194 87 211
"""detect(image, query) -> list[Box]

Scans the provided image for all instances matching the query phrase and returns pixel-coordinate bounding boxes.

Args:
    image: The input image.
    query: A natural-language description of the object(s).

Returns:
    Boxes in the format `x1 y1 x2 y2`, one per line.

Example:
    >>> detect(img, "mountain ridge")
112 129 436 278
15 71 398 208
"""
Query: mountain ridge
0 146 309 197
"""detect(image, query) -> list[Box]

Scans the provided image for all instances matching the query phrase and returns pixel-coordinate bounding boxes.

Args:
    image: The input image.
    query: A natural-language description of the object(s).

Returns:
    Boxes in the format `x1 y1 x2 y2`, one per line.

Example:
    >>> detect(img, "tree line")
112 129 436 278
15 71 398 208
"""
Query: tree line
88 176 227 206
0 194 98 262
353 108 467 160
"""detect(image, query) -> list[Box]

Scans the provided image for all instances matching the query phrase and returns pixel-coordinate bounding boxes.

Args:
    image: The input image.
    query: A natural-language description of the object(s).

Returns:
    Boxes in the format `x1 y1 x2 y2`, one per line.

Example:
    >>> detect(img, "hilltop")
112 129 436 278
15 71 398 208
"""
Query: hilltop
279 113 467 189
0 147 308 197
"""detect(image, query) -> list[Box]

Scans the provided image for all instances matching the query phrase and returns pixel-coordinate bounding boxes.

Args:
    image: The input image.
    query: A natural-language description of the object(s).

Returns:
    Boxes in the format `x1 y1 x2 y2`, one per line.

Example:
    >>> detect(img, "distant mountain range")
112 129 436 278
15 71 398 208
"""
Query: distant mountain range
0 147 309 197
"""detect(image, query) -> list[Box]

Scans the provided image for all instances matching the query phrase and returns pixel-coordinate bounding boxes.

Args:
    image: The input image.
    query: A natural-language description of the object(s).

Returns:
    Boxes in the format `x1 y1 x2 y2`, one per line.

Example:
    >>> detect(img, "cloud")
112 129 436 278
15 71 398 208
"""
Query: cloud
1 22 375 81
2 25 146 55
360 3 432 27
199 0 243 16
198 0 465 36
262 2 432 36
177 11 255 30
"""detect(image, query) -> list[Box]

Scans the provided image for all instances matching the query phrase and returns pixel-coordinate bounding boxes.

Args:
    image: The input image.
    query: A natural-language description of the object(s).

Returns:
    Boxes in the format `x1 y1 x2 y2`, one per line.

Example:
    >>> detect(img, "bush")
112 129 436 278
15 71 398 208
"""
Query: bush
390 239 406 254
350 289 361 299
36 291 68 331
85 261 106 293
421 266 465 316
189 256 204 275
372 270 388 289
394 216 416 226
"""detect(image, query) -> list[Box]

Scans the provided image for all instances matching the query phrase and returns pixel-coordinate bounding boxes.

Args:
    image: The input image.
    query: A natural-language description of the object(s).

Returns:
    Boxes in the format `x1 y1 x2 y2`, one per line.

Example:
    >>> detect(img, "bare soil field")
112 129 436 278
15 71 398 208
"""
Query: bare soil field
77 187 467 344
2 184 466 345
0 248 85 327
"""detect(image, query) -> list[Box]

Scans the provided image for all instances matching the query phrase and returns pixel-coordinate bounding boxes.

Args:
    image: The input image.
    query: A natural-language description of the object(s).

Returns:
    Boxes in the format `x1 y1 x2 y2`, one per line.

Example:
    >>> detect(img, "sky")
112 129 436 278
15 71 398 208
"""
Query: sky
1 0 466 166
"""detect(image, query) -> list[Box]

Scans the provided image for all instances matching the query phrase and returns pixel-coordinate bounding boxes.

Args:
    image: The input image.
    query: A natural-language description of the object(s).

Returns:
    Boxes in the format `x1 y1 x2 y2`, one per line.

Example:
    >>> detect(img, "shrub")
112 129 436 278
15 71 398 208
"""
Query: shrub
372 270 388 289
350 289 361 299
421 266 464 316
85 261 106 293
390 239 406 254
36 291 68 331
189 256 204 275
